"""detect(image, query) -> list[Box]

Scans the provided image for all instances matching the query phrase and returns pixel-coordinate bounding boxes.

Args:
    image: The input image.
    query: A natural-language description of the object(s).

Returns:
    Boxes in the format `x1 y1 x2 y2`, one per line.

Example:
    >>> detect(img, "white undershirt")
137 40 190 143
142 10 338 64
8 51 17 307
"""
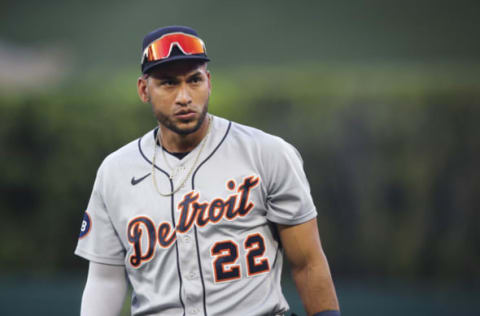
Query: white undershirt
80 262 128 316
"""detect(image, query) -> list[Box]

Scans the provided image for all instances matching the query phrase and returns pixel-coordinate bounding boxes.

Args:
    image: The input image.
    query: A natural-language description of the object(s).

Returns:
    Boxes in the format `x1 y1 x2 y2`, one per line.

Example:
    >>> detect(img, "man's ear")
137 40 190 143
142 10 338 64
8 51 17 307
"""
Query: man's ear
206 70 211 93
137 76 150 103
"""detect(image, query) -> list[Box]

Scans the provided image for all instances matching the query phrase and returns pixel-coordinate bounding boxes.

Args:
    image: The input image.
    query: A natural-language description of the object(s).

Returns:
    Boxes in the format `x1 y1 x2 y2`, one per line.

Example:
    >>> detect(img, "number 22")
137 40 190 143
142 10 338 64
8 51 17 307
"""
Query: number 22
211 233 270 282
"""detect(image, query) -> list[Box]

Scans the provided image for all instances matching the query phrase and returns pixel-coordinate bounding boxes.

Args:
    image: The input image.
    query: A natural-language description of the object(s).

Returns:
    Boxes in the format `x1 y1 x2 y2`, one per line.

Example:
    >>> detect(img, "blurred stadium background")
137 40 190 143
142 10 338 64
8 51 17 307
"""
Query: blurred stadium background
1 0 479 315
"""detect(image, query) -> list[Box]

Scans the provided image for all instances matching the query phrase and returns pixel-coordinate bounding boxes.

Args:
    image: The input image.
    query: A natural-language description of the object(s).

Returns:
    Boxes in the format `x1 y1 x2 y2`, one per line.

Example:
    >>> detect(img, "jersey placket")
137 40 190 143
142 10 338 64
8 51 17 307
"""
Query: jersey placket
169 154 205 316
177 229 203 315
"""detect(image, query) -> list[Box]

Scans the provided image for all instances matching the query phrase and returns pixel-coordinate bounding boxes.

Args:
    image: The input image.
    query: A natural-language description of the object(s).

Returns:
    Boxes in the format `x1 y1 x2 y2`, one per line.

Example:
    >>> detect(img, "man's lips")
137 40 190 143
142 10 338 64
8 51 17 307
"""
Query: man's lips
175 110 196 120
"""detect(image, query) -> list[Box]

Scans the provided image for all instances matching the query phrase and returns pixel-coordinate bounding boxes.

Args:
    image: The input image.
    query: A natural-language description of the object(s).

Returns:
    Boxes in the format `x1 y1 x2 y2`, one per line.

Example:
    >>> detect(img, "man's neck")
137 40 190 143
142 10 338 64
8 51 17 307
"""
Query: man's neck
158 117 210 153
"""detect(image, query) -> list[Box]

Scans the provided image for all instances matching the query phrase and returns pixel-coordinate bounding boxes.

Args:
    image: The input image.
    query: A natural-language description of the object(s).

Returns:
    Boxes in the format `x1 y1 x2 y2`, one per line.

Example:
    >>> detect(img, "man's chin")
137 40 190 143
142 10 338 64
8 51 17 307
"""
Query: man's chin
158 106 208 136
170 120 202 135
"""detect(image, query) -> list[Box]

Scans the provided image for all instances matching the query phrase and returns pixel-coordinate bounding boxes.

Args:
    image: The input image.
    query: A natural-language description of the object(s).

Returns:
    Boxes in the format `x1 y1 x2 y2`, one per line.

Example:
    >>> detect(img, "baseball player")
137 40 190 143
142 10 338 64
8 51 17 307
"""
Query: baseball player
75 26 340 316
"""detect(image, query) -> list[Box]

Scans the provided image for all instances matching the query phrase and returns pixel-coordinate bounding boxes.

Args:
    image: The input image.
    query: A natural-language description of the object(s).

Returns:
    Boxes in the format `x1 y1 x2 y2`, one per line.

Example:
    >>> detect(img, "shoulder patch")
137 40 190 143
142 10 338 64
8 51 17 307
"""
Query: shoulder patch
79 212 92 239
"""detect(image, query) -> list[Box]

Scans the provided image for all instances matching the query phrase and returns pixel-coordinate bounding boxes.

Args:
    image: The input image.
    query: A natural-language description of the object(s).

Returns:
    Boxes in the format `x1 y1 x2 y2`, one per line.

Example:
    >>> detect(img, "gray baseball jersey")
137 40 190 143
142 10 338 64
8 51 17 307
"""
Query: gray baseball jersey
75 115 317 316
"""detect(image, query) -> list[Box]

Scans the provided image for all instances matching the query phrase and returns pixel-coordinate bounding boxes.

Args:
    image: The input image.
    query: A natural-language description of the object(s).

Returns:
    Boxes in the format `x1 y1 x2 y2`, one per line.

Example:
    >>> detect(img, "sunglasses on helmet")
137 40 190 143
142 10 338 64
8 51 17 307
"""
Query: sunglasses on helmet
141 32 207 64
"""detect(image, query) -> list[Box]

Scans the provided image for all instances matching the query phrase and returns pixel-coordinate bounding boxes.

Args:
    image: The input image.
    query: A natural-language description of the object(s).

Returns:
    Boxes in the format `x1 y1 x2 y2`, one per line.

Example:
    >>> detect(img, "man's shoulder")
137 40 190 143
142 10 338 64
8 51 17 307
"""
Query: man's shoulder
226 118 291 152
223 117 305 180
227 119 283 144
100 128 154 169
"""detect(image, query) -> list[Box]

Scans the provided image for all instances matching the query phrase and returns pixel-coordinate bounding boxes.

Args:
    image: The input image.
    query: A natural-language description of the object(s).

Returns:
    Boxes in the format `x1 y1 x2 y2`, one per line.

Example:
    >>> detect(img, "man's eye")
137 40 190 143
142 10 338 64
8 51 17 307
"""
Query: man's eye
190 77 202 83
161 80 175 86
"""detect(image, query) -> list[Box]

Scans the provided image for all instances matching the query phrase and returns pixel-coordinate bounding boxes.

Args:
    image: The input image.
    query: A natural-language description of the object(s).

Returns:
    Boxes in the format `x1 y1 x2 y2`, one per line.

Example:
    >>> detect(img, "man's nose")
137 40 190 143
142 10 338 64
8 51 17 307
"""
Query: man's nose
175 83 192 106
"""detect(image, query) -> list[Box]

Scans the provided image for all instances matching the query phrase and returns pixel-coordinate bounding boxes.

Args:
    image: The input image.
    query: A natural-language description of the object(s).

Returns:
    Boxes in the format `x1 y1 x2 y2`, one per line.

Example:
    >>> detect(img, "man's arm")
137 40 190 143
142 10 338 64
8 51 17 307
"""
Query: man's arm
277 218 340 316
80 262 128 316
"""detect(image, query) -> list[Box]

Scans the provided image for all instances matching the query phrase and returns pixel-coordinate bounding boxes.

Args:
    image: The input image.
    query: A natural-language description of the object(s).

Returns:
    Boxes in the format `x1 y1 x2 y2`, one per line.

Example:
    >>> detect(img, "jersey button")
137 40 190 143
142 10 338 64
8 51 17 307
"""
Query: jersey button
190 307 199 314
183 235 191 243
188 271 197 279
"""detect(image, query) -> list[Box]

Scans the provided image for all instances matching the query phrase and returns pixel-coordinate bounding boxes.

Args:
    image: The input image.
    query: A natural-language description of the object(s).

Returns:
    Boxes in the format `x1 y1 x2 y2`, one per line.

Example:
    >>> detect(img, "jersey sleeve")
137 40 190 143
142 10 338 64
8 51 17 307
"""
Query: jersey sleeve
74 161 126 265
262 137 317 225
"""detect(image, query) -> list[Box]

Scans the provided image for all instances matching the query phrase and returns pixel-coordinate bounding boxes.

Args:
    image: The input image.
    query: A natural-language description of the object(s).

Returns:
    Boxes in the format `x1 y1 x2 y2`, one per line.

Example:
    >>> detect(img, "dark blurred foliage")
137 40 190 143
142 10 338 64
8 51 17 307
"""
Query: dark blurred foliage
1 63 479 285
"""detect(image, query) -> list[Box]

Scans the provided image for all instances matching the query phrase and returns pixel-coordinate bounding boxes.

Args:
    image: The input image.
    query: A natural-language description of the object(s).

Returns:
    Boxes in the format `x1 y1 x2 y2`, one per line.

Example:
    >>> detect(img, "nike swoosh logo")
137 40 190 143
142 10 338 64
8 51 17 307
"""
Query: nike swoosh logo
131 173 151 185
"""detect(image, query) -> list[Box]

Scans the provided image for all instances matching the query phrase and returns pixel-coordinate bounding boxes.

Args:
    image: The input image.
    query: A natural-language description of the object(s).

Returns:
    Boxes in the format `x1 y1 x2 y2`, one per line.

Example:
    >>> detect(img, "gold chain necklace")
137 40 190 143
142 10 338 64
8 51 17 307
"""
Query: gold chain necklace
152 115 212 197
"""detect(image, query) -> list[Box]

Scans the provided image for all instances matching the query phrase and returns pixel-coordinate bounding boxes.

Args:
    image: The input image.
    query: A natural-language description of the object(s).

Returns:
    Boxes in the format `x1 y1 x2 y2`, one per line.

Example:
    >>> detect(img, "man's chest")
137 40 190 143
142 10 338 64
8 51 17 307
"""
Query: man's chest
107 157 267 252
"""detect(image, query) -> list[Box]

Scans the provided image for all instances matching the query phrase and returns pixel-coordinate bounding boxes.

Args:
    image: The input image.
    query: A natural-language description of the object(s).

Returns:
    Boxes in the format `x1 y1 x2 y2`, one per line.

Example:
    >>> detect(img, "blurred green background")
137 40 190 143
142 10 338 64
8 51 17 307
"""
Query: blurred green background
1 0 479 315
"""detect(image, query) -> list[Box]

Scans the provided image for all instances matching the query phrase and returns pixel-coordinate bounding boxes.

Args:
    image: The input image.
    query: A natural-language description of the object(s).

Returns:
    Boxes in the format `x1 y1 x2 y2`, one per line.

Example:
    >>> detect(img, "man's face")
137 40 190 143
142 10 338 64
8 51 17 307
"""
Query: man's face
138 60 211 135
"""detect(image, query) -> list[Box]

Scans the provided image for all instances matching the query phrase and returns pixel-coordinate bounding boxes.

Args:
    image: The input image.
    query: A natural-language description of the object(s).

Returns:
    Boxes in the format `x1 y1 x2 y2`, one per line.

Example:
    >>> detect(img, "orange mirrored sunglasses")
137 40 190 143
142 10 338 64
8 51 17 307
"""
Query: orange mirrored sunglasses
141 32 207 64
